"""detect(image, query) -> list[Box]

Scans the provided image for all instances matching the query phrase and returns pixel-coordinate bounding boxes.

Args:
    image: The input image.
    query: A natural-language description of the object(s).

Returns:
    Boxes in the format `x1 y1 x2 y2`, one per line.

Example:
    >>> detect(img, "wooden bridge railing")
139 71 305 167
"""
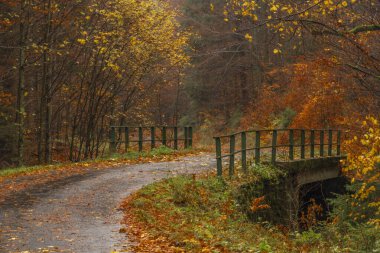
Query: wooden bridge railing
109 126 193 153
214 129 343 177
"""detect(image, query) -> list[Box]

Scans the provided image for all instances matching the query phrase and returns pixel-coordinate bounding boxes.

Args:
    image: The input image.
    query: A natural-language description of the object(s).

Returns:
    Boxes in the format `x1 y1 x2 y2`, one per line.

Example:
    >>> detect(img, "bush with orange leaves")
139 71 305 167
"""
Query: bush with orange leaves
300 199 323 230
250 196 271 213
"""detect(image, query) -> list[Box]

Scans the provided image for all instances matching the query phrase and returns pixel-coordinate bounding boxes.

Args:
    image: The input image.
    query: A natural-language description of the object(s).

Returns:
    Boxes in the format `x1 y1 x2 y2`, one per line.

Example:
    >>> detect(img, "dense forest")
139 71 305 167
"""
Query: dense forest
0 0 379 165
0 0 190 166
182 0 379 130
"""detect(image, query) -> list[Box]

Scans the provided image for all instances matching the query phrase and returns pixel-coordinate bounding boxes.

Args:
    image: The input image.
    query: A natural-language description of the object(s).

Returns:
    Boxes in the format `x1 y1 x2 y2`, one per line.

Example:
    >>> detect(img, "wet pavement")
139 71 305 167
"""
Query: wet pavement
0 154 215 253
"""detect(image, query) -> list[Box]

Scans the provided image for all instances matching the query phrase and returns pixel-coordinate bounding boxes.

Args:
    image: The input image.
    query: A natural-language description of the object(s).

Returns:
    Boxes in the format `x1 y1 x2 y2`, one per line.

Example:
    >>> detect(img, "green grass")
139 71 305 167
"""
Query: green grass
0 146 192 179
0 164 63 178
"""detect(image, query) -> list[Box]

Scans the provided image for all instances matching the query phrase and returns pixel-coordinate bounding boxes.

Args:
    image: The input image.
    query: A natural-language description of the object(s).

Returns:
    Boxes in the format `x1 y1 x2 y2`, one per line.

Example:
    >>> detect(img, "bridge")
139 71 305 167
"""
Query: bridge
213 128 346 227
107 126 347 227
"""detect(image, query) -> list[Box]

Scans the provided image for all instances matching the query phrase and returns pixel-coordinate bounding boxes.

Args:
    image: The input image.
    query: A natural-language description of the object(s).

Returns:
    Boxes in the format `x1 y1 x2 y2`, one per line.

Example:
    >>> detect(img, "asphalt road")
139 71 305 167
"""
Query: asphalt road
0 154 215 253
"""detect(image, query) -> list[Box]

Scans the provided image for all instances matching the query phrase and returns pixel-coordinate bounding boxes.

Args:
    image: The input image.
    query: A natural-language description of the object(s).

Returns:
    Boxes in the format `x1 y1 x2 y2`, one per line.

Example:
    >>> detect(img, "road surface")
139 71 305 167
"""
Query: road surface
0 154 214 253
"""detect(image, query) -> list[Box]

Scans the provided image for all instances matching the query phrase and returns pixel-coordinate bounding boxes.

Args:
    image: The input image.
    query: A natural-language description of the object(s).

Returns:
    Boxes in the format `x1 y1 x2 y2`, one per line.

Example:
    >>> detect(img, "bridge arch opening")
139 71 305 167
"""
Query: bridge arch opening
298 176 348 227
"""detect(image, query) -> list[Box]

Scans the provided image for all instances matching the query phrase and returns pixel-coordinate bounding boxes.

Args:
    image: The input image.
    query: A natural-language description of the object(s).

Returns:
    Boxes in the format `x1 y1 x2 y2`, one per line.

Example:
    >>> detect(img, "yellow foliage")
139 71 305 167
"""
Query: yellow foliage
80 0 190 78
221 0 371 54
344 116 380 226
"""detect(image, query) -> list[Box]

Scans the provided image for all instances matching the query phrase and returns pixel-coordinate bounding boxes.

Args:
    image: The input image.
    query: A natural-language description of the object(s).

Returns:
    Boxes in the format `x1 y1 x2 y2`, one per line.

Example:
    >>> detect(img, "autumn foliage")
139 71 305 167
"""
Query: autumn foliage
240 56 376 130
0 0 190 166
344 117 380 226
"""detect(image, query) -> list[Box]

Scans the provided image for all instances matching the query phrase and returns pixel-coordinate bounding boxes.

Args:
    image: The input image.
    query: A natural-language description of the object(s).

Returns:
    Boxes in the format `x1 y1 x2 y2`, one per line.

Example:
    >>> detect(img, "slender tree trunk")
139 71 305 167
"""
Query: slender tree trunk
173 72 181 126
16 0 27 166
38 80 44 163
42 0 52 163
44 97 52 162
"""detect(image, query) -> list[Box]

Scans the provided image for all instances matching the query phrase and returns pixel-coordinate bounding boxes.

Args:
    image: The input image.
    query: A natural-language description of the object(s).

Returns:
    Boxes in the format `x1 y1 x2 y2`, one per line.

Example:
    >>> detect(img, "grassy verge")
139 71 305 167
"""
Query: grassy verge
0 146 199 179
121 172 380 253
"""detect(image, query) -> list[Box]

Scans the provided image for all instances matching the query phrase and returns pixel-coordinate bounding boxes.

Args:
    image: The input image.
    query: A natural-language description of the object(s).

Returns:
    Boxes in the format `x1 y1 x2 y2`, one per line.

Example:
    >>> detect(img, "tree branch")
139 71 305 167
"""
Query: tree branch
349 25 380 34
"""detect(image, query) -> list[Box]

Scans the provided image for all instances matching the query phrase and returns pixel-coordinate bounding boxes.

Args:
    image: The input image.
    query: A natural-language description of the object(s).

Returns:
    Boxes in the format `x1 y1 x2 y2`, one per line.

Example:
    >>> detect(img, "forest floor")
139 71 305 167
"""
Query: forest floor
0 153 215 253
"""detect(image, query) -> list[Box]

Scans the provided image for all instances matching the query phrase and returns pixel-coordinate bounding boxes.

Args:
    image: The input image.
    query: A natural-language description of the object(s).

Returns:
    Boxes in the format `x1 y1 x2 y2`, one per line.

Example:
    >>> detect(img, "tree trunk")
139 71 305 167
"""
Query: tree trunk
16 0 27 166
42 0 52 163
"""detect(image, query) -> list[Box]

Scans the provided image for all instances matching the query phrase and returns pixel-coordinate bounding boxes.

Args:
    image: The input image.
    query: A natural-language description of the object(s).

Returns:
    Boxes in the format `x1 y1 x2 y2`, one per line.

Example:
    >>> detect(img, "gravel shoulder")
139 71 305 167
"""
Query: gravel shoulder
0 154 215 253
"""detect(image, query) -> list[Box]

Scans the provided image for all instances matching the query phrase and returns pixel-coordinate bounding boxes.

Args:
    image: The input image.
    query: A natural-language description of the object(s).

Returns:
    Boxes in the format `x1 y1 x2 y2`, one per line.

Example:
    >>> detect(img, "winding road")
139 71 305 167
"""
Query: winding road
0 154 214 253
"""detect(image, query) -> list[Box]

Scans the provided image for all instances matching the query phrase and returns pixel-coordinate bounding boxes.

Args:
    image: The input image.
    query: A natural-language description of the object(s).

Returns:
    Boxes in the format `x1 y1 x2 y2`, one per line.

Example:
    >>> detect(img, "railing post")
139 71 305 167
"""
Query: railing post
174 127 178 150
289 129 294 160
272 130 277 164
320 130 325 157
125 127 129 152
229 135 235 178
151 127 155 150
162 126 167 146
301 130 306 159
328 130 333 156
138 127 143 152
215 137 222 177
255 131 261 164
337 130 341 156
241 132 247 173
184 127 188 149
110 127 116 153
188 127 193 148
310 130 315 158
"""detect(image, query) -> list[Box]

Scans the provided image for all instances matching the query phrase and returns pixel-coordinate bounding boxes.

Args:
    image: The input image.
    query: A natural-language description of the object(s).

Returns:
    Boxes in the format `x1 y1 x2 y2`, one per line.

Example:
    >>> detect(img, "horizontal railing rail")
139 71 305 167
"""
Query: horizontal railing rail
109 126 193 153
214 128 344 177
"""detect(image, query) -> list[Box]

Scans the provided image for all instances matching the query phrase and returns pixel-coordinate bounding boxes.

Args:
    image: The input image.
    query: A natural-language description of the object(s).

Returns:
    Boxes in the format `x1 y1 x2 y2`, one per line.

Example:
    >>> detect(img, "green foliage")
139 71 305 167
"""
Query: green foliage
320 221 380 252
235 164 290 224
228 109 243 129
248 163 286 182
0 164 59 178
328 182 380 227
295 230 322 245
318 183 380 252
272 107 296 129
149 146 176 156
258 240 272 252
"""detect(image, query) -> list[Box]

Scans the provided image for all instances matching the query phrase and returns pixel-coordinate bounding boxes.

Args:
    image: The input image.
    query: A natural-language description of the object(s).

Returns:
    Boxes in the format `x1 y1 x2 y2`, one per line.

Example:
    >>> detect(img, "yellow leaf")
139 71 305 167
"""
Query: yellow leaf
210 3 214 12
245 33 253 42
77 38 86 45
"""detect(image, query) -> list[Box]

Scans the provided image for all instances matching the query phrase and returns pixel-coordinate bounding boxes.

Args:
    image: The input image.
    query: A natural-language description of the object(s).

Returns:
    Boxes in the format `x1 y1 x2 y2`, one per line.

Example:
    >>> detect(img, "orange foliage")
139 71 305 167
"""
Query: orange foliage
241 56 376 130
250 196 271 212
300 198 323 230
0 90 14 107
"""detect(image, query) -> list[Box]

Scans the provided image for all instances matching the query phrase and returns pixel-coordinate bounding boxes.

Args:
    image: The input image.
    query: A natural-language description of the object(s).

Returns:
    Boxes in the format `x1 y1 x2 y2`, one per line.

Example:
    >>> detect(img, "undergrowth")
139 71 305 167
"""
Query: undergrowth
122 164 380 252
123 175 292 252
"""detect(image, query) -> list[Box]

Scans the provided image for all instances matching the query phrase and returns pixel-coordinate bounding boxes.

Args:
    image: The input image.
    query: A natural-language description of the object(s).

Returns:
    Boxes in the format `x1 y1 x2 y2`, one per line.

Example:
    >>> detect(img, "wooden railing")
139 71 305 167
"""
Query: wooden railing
109 126 193 153
214 129 343 177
